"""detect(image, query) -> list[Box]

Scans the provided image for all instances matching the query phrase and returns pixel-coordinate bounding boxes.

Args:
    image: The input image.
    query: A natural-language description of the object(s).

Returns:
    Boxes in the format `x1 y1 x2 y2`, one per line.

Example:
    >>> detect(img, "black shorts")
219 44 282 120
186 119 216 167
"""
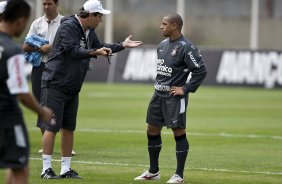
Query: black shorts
40 88 79 133
31 62 45 129
146 93 188 129
0 123 29 169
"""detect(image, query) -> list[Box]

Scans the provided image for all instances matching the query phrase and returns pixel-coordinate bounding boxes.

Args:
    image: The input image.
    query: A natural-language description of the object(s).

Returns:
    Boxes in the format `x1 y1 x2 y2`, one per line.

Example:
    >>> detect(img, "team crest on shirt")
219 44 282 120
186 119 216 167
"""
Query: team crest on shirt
49 114 57 126
171 46 178 57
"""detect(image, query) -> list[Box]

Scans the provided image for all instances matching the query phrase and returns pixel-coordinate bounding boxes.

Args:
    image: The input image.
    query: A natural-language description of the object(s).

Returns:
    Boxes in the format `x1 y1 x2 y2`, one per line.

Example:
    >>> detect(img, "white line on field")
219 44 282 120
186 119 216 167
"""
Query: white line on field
30 157 282 176
28 128 282 140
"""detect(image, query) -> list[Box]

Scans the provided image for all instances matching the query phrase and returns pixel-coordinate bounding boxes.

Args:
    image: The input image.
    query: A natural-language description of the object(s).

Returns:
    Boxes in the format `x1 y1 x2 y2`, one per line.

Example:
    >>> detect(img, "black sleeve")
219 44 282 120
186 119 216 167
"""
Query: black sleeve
101 42 124 53
89 30 125 53
183 65 207 94
183 45 207 94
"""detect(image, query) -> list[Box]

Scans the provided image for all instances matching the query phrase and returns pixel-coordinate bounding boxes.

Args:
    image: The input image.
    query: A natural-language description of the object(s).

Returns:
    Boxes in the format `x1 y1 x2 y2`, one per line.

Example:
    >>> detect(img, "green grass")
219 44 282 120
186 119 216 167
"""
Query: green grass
1 83 282 184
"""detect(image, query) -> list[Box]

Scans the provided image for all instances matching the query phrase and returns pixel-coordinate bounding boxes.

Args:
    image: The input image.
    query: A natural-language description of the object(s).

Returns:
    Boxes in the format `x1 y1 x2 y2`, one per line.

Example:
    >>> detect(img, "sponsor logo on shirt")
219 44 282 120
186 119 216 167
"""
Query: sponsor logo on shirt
157 59 172 77
188 51 200 68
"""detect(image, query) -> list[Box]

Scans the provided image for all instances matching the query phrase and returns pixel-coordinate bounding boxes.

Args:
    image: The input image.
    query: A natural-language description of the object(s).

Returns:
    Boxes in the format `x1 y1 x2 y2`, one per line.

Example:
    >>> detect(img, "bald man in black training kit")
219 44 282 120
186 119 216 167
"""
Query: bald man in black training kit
134 13 207 184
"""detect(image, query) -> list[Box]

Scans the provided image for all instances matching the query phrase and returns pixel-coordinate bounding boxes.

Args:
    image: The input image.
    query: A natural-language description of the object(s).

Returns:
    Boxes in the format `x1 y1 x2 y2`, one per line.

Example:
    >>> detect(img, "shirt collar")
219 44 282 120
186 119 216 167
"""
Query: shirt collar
75 14 83 30
43 13 62 24
75 14 90 37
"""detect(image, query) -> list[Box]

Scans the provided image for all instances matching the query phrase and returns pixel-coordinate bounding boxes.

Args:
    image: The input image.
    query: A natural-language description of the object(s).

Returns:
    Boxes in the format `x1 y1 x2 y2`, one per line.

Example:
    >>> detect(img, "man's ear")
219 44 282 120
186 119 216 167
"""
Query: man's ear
172 22 177 30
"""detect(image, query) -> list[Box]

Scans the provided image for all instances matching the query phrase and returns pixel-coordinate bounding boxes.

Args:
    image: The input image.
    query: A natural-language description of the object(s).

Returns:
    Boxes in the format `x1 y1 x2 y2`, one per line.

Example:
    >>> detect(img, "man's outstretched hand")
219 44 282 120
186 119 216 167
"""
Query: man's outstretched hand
122 35 143 48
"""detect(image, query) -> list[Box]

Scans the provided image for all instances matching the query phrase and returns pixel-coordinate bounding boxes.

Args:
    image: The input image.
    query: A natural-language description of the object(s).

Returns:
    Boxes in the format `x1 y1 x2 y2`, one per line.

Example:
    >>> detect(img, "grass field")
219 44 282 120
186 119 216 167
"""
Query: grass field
1 83 282 184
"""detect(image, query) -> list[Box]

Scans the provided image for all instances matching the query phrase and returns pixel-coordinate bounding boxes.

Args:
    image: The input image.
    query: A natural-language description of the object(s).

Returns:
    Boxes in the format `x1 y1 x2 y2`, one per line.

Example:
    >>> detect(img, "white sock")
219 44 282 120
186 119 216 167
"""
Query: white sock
42 154 52 174
60 157 71 175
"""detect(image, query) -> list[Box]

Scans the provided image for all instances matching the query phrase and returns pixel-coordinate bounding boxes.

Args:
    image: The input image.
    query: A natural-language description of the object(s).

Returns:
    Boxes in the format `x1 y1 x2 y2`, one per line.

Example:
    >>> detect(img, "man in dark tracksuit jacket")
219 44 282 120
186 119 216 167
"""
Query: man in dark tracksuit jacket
134 14 207 183
40 0 142 179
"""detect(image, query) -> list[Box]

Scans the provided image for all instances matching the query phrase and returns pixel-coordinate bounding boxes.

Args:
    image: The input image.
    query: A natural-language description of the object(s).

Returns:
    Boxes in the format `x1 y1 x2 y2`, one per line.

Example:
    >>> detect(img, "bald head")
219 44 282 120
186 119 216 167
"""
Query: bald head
164 13 183 30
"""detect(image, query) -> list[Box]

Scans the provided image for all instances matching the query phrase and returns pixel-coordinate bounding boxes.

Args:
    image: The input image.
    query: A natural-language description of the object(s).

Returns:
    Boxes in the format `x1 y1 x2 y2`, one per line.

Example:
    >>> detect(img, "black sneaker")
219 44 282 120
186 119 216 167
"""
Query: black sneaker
59 169 83 179
41 168 60 179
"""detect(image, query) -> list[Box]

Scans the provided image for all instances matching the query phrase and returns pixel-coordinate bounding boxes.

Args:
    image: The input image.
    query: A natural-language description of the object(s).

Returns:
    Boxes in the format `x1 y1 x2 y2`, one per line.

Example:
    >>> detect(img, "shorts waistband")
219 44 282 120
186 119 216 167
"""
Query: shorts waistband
154 84 170 92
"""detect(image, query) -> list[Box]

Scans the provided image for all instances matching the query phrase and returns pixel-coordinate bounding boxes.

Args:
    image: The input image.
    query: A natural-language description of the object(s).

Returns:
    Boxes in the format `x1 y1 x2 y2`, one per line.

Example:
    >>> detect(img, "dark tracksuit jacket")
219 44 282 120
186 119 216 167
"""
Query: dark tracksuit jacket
42 15 124 95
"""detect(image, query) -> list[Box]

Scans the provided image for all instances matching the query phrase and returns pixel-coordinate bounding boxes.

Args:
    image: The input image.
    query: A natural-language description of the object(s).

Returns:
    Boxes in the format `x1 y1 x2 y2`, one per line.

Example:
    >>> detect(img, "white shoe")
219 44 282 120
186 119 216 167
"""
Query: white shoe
71 150 76 156
167 174 184 183
134 170 160 180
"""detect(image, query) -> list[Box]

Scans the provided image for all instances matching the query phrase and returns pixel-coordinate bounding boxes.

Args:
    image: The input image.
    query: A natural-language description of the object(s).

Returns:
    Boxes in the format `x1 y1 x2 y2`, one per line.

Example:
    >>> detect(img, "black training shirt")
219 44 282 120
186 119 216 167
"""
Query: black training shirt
154 35 207 97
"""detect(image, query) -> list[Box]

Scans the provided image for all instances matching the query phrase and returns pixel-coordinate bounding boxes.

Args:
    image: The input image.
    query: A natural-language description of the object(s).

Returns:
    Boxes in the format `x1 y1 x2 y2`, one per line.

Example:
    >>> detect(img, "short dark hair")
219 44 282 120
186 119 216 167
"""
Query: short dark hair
79 7 90 18
166 13 183 30
91 12 101 17
42 0 59 4
79 7 101 18
2 0 31 22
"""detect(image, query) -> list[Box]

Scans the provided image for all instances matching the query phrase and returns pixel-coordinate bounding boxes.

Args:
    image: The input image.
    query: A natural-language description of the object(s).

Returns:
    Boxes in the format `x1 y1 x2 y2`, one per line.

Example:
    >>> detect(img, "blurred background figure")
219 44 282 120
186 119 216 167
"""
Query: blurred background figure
0 0 53 184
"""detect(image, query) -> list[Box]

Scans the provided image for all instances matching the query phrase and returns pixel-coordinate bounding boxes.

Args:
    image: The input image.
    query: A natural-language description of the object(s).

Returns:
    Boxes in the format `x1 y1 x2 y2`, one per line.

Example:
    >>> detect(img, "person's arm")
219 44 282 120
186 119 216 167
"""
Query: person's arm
23 21 38 52
102 35 143 53
86 30 118 54
170 64 207 96
121 35 143 48
101 42 124 53
38 44 51 54
6 53 53 122
182 46 207 94
22 20 50 54
88 47 112 57
23 43 51 54
170 45 207 96
23 42 37 52
17 93 53 122
183 65 207 93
